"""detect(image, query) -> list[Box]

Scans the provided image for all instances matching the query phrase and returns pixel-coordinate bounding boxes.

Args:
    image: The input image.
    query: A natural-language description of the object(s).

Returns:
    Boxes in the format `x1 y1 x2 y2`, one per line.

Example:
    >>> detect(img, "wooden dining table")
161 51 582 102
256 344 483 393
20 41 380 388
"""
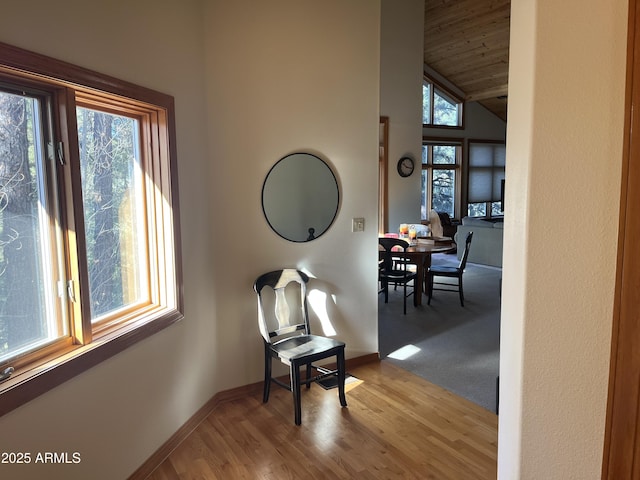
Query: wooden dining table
380 237 456 306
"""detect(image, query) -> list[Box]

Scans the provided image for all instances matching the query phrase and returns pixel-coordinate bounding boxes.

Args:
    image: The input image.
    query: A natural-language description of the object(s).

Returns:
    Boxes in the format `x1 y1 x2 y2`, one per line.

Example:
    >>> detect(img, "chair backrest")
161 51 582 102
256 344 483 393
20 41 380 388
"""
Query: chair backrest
437 211 453 227
253 269 311 343
428 209 443 237
458 231 474 269
378 237 411 273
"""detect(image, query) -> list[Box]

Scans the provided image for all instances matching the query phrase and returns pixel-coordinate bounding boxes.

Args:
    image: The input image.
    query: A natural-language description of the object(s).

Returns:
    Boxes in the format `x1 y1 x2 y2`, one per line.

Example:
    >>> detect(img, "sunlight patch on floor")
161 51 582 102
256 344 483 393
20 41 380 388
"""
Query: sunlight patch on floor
345 376 364 392
387 344 421 360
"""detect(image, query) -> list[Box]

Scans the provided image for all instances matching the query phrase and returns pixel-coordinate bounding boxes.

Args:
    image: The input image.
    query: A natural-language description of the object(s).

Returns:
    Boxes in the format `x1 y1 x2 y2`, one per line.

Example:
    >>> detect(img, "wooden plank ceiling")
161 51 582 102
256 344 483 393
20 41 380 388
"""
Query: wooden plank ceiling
424 0 511 121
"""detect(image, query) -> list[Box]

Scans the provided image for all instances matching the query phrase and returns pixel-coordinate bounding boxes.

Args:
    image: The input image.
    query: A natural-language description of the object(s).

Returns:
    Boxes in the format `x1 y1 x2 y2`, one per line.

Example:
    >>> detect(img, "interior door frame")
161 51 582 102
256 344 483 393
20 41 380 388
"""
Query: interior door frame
602 0 640 476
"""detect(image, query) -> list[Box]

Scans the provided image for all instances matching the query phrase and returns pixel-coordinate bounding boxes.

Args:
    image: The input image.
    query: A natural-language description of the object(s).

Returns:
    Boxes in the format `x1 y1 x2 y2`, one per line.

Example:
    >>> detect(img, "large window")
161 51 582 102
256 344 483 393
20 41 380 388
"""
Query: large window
423 77 463 127
467 141 505 217
421 140 462 219
0 42 182 416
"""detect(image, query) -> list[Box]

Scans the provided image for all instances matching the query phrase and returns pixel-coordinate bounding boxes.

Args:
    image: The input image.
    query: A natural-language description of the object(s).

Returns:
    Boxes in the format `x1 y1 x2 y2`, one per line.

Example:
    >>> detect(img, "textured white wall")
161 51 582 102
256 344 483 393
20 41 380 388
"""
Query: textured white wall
380 0 425 231
499 0 627 478
0 1 381 479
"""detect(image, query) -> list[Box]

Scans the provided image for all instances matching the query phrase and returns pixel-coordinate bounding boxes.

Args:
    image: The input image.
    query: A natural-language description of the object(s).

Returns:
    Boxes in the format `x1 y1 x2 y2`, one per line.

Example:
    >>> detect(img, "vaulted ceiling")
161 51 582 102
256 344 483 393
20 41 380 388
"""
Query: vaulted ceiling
424 0 511 121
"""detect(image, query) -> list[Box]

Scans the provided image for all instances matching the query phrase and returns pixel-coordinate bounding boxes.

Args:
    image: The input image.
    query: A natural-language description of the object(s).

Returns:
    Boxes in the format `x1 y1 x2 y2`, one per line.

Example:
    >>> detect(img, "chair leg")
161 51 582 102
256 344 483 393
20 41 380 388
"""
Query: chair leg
305 362 312 389
263 346 272 403
403 281 407 314
337 348 347 407
291 362 302 425
459 275 465 306
427 273 433 305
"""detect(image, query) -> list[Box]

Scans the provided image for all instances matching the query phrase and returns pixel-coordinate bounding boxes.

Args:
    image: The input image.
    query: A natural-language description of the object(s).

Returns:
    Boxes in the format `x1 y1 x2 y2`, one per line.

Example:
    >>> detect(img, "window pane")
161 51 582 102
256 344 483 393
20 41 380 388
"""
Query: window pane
468 202 487 217
469 144 494 167
431 169 455 217
433 145 456 164
494 144 506 167
0 91 65 362
469 142 506 203
422 82 431 124
433 89 459 126
421 169 428 219
77 107 149 322
468 169 493 203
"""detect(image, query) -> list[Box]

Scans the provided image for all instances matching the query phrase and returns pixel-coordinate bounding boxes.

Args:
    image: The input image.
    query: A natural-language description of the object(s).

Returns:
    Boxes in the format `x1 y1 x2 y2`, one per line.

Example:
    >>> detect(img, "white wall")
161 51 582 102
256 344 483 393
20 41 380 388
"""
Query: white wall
457 102 507 140
380 0 425 231
202 0 380 389
499 0 627 478
0 1 381 479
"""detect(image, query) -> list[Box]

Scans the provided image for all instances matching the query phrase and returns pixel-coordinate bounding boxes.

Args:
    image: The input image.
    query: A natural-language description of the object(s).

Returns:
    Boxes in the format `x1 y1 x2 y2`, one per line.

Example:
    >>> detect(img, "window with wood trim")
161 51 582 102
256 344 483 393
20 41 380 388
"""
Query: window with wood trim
421 139 462 220
423 76 463 127
0 42 183 417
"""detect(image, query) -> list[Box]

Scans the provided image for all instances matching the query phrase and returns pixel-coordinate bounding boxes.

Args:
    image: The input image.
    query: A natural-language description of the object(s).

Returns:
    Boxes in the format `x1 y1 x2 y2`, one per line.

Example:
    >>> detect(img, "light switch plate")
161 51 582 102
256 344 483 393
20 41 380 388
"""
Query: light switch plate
352 217 365 232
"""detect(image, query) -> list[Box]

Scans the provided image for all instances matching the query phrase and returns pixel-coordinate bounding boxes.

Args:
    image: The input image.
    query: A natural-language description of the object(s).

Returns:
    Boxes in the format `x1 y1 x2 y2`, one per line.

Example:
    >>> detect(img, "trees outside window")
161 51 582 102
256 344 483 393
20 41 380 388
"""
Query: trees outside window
0 90 63 363
76 106 148 323
423 77 463 127
421 141 461 220
422 75 464 221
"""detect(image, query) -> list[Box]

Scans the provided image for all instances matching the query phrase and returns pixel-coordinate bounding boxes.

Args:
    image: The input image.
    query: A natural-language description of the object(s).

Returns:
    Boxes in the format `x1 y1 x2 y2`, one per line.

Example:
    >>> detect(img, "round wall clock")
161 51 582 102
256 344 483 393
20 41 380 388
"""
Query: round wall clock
397 156 414 177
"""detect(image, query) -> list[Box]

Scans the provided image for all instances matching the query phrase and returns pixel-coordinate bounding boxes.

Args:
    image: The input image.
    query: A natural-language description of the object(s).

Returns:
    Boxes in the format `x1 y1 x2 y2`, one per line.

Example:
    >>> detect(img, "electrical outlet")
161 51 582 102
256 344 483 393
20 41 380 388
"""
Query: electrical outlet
352 217 365 232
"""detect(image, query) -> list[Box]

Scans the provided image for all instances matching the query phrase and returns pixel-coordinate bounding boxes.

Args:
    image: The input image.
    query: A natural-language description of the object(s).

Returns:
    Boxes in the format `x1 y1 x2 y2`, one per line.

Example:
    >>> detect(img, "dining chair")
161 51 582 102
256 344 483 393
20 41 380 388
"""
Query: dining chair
427 231 474 306
253 269 347 425
378 237 417 314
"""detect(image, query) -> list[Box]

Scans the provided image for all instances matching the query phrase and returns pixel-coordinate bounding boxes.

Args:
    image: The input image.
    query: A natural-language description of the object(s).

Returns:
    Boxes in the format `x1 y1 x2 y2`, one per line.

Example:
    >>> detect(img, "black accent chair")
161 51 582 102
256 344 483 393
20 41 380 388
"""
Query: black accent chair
427 231 474 306
253 269 347 425
378 237 417 314
437 211 459 239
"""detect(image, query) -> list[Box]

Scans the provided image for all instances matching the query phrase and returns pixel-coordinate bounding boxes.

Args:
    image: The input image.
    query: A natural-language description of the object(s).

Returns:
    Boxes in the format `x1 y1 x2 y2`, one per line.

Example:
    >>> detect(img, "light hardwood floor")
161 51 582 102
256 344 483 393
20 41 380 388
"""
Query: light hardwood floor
147 361 497 479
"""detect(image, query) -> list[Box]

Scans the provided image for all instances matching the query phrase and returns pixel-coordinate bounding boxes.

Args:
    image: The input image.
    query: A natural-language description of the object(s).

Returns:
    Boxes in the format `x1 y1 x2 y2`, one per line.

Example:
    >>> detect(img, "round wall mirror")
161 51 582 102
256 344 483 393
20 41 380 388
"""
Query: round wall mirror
262 152 340 242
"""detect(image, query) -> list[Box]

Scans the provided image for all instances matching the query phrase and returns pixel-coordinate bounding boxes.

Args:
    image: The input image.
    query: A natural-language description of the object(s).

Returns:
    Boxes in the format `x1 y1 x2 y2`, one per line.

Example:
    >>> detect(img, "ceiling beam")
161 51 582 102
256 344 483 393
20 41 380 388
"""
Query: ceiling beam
465 84 509 102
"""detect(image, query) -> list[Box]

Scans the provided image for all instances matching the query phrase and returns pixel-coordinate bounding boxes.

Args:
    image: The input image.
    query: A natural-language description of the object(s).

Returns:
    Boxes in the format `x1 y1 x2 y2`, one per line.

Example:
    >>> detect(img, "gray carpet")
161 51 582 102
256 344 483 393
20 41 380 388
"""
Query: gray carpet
378 253 501 412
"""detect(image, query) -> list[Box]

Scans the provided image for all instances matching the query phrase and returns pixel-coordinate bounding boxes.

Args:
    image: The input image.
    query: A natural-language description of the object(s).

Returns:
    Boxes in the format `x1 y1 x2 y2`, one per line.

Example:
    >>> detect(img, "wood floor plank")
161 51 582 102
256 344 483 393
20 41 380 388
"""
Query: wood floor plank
147 361 497 480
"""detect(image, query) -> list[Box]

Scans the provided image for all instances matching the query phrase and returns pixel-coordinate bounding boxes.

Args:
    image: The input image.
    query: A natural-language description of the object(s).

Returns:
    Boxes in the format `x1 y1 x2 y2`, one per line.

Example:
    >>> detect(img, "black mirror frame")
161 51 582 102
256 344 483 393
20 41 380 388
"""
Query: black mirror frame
261 152 340 243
